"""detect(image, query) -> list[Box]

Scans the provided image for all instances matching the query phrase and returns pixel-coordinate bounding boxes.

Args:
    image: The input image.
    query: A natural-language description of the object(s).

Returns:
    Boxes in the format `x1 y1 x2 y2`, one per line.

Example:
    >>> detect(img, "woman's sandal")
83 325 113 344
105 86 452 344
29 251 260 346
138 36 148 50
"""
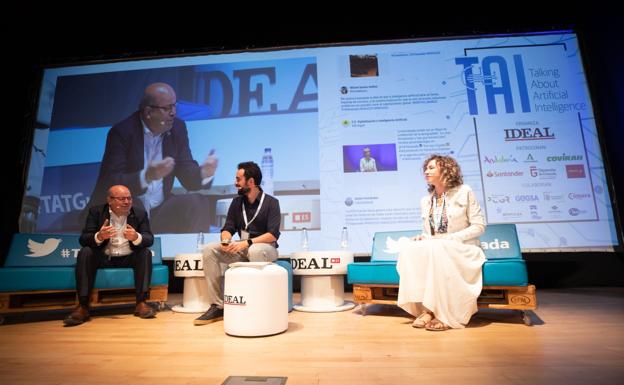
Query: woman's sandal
412 312 433 328
425 318 449 331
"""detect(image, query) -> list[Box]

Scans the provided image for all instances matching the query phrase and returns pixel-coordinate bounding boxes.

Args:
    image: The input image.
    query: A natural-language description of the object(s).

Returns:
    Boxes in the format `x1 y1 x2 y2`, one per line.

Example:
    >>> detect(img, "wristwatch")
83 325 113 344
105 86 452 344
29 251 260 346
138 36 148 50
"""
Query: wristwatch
247 239 253 247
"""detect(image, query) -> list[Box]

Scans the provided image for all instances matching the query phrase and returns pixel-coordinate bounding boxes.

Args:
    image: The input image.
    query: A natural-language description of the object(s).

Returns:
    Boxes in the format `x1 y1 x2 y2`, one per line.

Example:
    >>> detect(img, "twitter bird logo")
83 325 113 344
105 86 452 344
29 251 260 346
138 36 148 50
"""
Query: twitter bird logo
383 236 411 255
26 238 62 257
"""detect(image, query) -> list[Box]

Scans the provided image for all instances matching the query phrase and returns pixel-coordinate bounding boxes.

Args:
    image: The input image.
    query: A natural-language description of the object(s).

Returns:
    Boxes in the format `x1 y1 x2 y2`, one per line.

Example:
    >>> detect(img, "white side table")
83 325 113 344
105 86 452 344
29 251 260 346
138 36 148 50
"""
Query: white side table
290 250 355 312
224 262 288 337
172 253 211 313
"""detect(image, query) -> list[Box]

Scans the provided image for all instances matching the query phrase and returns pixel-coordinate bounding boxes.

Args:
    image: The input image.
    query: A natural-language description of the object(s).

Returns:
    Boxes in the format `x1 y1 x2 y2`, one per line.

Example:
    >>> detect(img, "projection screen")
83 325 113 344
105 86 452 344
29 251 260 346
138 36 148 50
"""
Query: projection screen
21 30 621 257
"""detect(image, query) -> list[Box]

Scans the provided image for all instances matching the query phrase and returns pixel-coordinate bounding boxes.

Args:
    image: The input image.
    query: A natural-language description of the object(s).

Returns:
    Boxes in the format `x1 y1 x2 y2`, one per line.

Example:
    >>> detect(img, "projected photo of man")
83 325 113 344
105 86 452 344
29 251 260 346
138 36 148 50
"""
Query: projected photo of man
359 147 378 172
84 82 219 234
342 143 397 173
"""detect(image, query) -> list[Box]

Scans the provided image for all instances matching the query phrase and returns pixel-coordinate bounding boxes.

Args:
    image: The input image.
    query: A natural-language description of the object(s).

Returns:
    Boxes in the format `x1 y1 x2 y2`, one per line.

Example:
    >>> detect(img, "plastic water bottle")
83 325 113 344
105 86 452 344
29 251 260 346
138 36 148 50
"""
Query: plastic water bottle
301 227 309 250
196 232 205 252
340 227 349 249
261 147 274 195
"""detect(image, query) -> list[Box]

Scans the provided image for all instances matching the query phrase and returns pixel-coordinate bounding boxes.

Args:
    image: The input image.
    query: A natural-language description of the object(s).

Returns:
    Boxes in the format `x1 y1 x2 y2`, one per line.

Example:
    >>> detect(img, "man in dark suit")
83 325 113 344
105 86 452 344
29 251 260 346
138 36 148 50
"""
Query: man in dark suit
64 185 156 326
85 82 218 233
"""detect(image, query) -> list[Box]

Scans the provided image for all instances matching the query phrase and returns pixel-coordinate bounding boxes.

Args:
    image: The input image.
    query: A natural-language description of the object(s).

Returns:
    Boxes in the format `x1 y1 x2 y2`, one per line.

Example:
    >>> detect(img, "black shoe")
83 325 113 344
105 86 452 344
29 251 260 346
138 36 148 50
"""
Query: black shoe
194 304 223 325
134 301 156 319
63 305 90 326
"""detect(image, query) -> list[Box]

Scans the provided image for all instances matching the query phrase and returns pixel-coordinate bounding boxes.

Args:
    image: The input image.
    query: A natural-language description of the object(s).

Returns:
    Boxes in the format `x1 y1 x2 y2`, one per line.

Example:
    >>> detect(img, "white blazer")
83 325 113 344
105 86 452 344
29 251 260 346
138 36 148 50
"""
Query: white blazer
420 184 486 247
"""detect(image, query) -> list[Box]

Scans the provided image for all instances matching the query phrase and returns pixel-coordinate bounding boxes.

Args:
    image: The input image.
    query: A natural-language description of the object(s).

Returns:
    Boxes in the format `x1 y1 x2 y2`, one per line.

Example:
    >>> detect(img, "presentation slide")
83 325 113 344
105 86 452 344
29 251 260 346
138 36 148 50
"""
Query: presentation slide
21 31 620 257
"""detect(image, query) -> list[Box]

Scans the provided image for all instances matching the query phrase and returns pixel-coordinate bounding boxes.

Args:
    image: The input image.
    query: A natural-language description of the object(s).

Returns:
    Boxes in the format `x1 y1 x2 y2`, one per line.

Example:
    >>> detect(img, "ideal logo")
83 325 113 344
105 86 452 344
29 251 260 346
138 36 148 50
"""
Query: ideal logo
505 127 555 142
455 54 530 115
197 62 317 117
224 295 246 306
25 238 62 257
175 259 202 272
291 257 334 270
481 238 510 250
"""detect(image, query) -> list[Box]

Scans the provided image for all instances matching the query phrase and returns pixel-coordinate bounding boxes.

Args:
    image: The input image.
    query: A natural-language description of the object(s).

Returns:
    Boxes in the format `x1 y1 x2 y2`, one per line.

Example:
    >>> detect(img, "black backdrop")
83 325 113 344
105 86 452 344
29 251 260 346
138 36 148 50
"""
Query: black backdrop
6 13 624 286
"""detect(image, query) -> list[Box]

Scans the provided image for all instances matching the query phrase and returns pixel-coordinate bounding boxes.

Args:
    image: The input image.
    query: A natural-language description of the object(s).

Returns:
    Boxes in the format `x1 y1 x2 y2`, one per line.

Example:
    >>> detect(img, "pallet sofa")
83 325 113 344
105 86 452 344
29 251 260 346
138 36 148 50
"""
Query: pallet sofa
0 233 168 320
347 224 537 325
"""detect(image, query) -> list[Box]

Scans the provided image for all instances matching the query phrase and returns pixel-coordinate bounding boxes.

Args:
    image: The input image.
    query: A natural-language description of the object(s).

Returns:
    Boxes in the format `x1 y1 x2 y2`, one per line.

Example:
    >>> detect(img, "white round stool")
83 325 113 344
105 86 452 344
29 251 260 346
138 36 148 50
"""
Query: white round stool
224 262 288 337
290 250 355 312
172 253 211 313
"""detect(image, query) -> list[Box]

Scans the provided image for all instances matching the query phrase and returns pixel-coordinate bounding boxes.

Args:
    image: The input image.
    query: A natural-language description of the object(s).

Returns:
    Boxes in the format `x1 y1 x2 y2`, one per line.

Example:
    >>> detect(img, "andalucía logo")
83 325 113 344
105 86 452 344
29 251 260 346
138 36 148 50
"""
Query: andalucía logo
483 155 518 164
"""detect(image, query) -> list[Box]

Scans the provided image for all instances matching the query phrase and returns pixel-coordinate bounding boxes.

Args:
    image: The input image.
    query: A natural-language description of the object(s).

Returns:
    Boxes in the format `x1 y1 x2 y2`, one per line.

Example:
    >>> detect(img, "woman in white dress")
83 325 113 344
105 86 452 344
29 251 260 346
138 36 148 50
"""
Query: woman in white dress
397 154 486 331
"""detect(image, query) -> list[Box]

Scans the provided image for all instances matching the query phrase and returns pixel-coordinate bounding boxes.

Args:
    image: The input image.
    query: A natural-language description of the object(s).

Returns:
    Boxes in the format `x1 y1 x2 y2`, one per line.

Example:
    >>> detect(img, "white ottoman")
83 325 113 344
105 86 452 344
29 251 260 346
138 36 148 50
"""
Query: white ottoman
224 262 288 337
290 250 355 312
172 253 211 313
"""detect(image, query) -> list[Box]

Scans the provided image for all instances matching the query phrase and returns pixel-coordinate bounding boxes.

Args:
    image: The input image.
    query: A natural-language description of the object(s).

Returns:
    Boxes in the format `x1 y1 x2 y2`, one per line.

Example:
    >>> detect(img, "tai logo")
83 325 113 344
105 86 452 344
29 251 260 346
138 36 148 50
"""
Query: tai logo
26 238 62 257
455 54 530 115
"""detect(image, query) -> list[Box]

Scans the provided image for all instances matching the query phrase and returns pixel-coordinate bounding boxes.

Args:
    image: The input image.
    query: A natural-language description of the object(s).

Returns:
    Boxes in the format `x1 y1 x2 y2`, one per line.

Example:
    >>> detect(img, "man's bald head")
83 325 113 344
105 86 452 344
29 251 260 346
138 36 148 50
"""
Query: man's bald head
140 83 176 109
107 185 133 216
140 82 177 134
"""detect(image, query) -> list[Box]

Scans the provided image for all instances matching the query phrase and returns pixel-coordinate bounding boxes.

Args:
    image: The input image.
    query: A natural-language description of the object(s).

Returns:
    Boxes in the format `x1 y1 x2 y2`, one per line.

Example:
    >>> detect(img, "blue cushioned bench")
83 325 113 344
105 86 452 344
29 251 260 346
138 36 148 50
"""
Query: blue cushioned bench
0 233 168 316
347 224 537 325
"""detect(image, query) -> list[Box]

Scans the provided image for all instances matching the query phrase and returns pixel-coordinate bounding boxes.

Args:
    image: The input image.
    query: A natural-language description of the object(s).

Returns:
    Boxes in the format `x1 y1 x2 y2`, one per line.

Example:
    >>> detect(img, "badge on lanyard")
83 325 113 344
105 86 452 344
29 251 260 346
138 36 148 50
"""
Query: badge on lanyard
242 192 265 240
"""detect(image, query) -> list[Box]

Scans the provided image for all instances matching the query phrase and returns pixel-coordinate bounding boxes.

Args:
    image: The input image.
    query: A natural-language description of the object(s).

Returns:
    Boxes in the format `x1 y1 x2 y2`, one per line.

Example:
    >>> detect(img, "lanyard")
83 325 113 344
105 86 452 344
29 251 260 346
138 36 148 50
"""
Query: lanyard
242 192 266 231
432 194 446 231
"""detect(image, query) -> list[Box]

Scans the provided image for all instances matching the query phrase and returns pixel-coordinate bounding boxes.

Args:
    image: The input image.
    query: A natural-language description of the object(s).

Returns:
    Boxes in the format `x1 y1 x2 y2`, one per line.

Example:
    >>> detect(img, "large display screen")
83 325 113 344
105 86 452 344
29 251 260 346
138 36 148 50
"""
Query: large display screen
22 31 620 257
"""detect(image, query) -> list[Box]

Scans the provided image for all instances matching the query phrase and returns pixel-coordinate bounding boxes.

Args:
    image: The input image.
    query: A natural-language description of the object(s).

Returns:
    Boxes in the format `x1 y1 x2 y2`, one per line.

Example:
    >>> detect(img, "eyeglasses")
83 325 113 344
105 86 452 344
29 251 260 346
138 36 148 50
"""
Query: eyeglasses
110 196 132 202
149 103 177 113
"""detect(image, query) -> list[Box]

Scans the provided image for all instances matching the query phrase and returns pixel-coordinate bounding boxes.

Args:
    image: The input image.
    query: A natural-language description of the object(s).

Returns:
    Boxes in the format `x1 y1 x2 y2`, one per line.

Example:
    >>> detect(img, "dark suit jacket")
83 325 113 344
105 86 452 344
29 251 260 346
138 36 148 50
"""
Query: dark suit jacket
79 204 154 250
87 111 211 209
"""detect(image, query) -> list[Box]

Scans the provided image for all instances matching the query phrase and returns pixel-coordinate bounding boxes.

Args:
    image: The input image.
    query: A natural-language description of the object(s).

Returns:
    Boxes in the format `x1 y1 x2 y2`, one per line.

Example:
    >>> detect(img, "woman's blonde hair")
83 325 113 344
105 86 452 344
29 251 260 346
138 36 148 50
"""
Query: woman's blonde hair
422 154 463 193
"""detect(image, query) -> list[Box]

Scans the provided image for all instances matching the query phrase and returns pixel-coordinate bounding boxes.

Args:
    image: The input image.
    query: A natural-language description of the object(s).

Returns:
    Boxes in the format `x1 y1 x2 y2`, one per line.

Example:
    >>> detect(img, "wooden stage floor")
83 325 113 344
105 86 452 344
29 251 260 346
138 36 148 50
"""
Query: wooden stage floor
1 287 623 385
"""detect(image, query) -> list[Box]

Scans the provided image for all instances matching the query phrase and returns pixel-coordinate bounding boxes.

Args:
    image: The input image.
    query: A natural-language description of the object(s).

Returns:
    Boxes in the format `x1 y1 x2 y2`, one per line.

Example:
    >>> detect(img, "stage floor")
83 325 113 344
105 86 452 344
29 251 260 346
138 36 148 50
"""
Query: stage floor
1 287 623 385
